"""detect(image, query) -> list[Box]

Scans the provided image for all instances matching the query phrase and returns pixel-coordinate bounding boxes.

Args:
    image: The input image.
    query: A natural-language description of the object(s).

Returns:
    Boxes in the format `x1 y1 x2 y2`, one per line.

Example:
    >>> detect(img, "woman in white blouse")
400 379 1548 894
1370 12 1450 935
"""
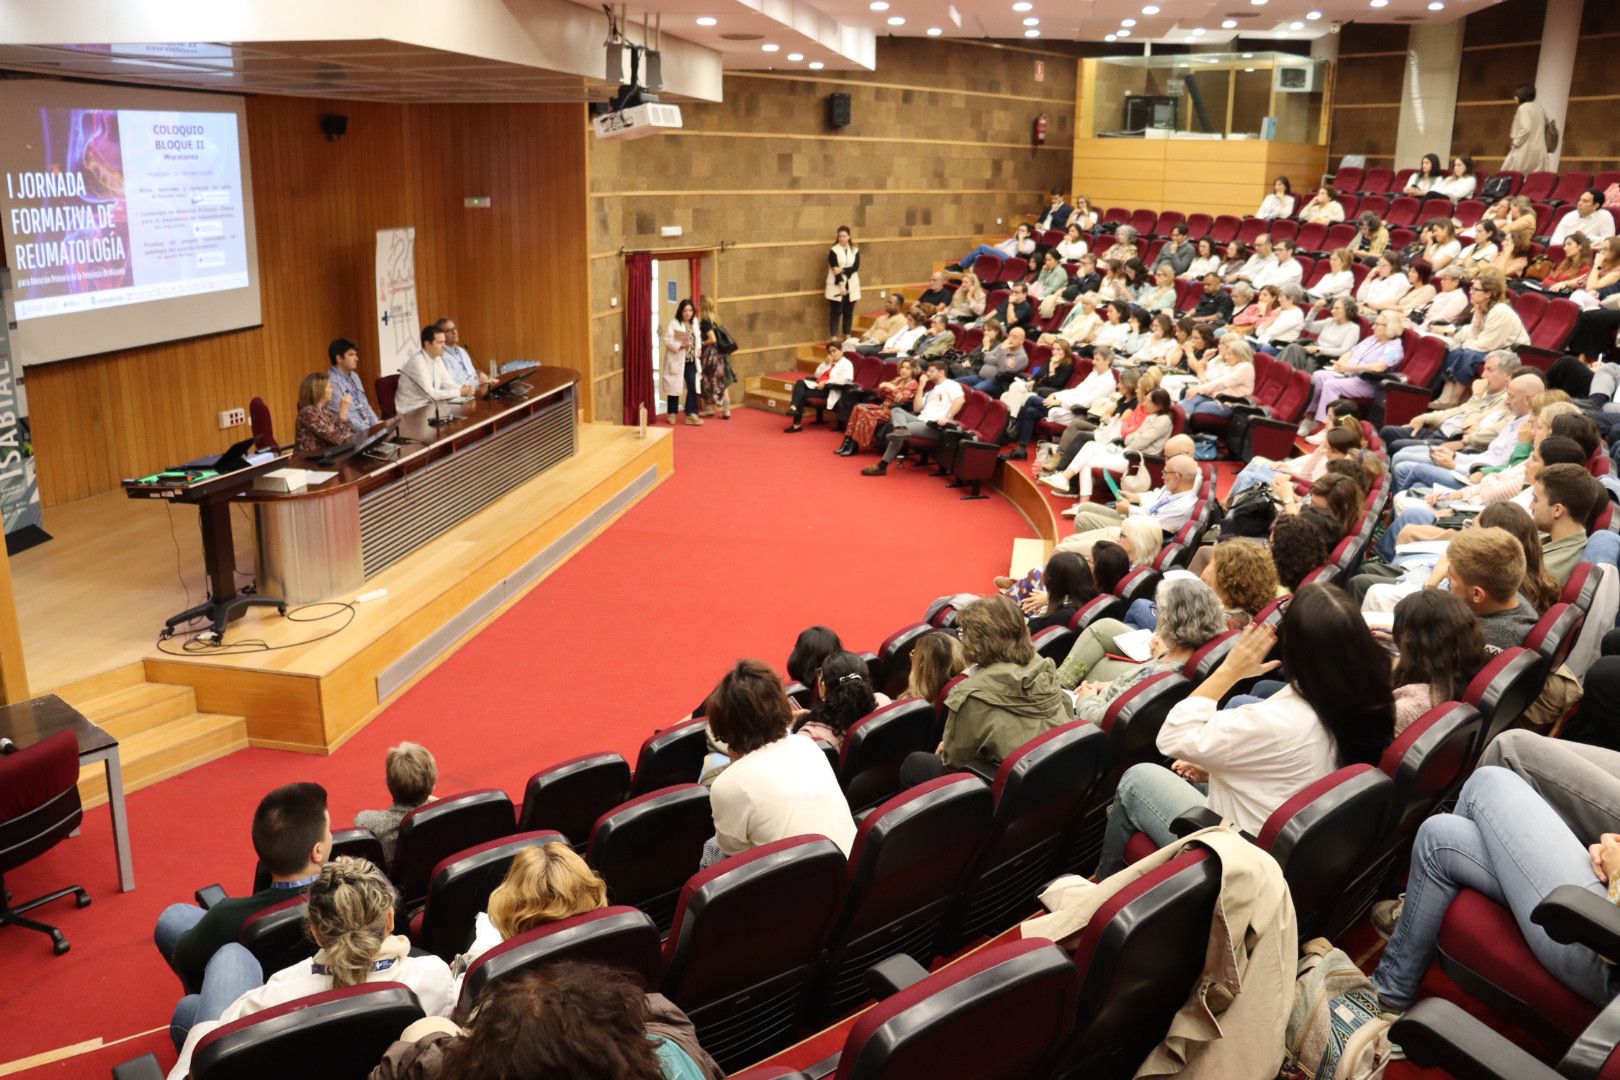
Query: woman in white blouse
1257 176 1295 220
1299 186 1346 226
1306 247 1356 309
1041 291 1103 348
1128 312 1179 367
702 660 857 866
1250 283 1307 351
1282 296 1362 371
1356 250 1412 310
1402 153 1444 196
1096 584 1396 875
1422 218 1463 272
1183 237 1221 280
1407 265 1471 331
662 298 702 426
168 859 455 1080
1056 223 1090 262
1090 299 1133 353
1071 195 1099 232
1136 263 1178 315
1455 219 1501 268
1432 154 1478 201
825 225 861 338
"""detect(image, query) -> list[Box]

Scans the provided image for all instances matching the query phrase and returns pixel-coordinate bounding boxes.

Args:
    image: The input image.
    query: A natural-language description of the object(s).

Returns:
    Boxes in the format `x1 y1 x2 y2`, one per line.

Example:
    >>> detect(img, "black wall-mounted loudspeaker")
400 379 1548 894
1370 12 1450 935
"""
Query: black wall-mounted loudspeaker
827 93 851 129
321 114 349 141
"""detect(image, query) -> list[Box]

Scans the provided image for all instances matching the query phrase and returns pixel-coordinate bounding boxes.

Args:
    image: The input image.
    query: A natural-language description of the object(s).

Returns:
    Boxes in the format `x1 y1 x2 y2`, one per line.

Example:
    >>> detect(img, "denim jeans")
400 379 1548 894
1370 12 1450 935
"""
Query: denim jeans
1370 767 1614 1010
667 360 700 416
1442 347 1489 386
1391 444 1438 470
170 943 264 1050
1097 763 1209 876
155 902 206 976
1393 460 1465 494
1184 395 1234 418
1584 530 1620 573
958 375 999 392
1378 505 1439 562
1380 425 1446 452
957 243 1006 268
1125 598 1158 630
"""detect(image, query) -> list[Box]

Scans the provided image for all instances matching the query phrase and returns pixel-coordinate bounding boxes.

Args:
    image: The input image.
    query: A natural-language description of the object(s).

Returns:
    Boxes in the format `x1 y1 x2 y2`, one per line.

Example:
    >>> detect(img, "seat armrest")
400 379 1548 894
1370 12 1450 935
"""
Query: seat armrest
1247 416 1299 462
195 883 229 909
801 1054 842 1080
112 1054 166 1080
866 953 932 999
1170 806 1225 837
1390 999 1562 1080
1533 883 1620 958
964 759 999 783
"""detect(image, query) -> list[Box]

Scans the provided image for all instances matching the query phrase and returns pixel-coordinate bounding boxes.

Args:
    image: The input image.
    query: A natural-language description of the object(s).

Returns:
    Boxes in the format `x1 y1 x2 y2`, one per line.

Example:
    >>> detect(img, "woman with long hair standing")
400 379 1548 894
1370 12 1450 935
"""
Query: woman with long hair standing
662 298 702 426
696 295 731 420
826 225 861 338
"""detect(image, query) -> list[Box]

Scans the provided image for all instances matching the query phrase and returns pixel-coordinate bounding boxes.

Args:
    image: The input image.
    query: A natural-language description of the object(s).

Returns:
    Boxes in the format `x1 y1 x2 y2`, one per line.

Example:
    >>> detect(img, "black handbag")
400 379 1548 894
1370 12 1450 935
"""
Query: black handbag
713 324 739 355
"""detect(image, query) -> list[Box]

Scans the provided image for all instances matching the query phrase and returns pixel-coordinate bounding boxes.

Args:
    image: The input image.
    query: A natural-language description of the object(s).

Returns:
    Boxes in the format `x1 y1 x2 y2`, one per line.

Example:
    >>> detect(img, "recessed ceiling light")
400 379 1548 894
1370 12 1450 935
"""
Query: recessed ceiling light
1024 16 1040 25
762 42 780 51
1024 28 1040 36
1244 66 1256 72
1370 0 1388 6
1116 28 1131 36
1221 18 1238 27
1306 9 1323 18
1142 3 1160 11
787 52 804 61
696 16 717 26
1012 1 1033 10
926 25 943 34
1120 18 1136 26
887 15 906 25
1289 20 1304 29
1427 0 1444 7
1104 33 1117 41
1251 0 1267 5
869 1 889 9
808 60 825 69
1191 27 1205 35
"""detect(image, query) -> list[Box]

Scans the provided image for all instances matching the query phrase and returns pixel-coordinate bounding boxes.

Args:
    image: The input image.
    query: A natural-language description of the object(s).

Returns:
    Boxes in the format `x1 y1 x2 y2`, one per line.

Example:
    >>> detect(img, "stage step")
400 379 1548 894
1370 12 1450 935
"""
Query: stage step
58 673 248 810
744 379 793 414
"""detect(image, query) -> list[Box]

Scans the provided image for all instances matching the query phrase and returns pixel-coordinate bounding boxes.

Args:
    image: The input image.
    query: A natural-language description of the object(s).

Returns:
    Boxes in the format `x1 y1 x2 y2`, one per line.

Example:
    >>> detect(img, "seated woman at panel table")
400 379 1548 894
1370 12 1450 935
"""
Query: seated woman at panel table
1096 584 1396 876
296 371 355 455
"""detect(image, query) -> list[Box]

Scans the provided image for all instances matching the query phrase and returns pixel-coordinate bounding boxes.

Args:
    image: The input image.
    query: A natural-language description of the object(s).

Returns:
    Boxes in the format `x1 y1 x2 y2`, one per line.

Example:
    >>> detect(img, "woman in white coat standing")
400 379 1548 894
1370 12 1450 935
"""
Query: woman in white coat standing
1502 83 1550 175
663 298 702 426
826 225 861 338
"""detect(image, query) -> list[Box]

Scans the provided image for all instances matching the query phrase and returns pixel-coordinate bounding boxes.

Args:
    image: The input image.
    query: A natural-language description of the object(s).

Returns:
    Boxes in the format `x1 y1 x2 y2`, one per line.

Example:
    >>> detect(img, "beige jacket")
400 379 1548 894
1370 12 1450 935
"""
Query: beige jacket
1021 825 1296 1080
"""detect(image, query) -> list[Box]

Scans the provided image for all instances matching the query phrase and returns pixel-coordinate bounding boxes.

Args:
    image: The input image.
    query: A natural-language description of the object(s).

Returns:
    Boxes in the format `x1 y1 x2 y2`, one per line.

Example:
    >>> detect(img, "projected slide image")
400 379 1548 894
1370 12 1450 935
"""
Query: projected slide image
6 107 249 320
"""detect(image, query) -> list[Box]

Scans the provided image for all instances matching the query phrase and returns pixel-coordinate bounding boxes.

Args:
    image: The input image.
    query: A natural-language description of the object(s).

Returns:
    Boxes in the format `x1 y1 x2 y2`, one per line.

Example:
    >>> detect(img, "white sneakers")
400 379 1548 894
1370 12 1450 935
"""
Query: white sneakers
1039 472 1073 494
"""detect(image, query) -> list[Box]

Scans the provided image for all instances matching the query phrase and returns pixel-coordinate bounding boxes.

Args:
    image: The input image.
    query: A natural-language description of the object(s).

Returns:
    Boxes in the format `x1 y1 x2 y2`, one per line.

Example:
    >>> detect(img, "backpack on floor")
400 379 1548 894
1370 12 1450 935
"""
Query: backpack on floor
1281 938 1394 1080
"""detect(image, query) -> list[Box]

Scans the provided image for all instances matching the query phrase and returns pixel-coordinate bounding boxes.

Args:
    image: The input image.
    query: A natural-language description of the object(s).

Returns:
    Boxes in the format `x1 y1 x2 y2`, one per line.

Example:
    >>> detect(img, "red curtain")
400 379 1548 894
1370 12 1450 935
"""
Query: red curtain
622 253 655 425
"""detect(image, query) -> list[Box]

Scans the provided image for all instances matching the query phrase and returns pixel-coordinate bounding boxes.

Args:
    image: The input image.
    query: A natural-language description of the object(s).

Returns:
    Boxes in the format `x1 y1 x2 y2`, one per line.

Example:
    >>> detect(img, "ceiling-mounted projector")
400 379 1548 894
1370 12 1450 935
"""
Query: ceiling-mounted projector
592 101 683 140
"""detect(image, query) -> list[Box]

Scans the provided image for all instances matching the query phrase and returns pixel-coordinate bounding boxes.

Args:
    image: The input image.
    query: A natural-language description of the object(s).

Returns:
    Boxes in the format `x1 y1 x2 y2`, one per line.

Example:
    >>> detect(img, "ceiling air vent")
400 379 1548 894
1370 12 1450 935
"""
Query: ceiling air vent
720 33 766 41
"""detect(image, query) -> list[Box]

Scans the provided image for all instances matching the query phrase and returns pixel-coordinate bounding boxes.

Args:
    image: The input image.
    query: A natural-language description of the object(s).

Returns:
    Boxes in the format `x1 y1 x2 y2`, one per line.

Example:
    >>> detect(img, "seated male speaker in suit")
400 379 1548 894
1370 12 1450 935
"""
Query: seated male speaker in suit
395 323 478 415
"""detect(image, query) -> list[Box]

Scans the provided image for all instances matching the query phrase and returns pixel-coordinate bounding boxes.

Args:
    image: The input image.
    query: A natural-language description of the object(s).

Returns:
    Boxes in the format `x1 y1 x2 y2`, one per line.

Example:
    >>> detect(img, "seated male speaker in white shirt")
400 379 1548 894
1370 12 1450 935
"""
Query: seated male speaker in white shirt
395 324 477 415
434 316 491 390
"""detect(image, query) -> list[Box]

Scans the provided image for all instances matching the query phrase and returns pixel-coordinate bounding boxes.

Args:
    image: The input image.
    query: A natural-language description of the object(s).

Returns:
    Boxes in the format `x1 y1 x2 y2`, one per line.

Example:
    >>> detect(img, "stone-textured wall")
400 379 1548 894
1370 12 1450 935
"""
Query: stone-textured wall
587 38 1079 411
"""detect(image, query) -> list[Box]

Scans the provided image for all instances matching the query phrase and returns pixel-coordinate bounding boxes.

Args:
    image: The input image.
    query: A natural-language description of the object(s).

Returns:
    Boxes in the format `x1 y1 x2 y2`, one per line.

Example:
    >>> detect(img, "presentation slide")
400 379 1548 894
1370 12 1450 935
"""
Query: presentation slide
0 82 261 366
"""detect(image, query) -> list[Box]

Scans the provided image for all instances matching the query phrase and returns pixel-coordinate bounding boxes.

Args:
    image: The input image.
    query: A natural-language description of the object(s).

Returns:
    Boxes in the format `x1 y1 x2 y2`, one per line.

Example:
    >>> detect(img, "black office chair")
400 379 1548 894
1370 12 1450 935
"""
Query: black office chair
0 731 91 955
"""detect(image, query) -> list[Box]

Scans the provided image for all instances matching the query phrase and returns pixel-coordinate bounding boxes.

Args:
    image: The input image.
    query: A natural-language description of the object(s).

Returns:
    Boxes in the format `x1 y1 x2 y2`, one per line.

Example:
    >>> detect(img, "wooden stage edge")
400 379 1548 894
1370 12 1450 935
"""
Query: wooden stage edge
62 423 672 757
993 458 1060 554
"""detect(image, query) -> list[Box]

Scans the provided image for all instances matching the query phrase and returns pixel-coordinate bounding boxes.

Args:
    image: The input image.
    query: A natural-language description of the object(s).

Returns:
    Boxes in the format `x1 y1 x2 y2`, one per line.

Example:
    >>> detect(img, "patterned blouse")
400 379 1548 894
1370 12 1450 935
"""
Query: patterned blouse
296 403 351 455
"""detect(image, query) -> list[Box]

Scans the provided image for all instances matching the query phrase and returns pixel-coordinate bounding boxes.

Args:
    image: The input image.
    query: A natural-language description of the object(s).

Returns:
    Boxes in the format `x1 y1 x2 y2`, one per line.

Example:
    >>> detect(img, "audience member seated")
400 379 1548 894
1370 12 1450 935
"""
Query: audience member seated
1532 462 1604 585
1369 768 1618 1015
170 858 455 1080
898 595 1073 785
1218 241 1250 282
1189 273 1236 325
1397 370 1543 493
1228 234 1279 286
1041 389 1174 501
1066 453 1201 544
1456 219 1501 269
848 292 905 353
1096 584 1395 876
944 272 987 323
1431 154 1477 201
783 343 855 434
154 783 331 996
1152 223 1195 277
1056 223 1089 262
1181 336 1257 422
1031 249 1069 306
1183 237 1221 280
786 625 842 696
295 372 355 456
959 325 1028 392
1004 339 1078 461
1090 537 1138 592
326 338 381 435
1067 578 1227 718
1256 176 1295 220
371 962 722 1080
1136 264 1178 316
1018 551 1100 634
948 223 1036 273
1402 153 1445 197
1569 236 1620 310
836 357 920 457
1387 590 1491 734
1284 297 1361 371
1355 251 1411 311
1300 309 1406 426
905 629 967 702
355 742 438 869
1406 265 1471 332
1037 347 1118 437
1348 211 1391 262
983 281 1034 332
1445 525 1543 647
1062 252 1104 300
1493 230 1533 281
1270 511 1337 592
1384 350 1517 454
457 841 608 974
1433 269 1530 405
1421 218 1464 273
862 358 965 476
1249 285 1307 352
1228 407 1367 500
1550 188 1617 246
1202 539 1286 629
702 660 856 867
1540 233 1596 295
1307 248 1358 307
1299 186 1346 226
1101 226 1140 264
794 650 883 750
916 271 954 313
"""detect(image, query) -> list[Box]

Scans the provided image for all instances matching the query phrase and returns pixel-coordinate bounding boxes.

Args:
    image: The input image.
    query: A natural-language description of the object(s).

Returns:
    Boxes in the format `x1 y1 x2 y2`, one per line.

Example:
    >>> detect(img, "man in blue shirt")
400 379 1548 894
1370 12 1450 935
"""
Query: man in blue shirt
325 338 381 434
435 317 491 392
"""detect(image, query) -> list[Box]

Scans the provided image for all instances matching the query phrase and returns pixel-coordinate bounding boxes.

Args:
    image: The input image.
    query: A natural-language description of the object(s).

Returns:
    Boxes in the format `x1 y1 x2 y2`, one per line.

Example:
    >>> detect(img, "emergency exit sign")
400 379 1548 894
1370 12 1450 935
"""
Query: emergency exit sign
1034 60 1045 82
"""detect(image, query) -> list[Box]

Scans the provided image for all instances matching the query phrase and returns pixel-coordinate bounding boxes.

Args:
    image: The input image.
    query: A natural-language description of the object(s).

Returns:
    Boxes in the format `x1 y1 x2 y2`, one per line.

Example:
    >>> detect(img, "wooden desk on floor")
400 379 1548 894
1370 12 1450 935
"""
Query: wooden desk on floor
0 694 134 891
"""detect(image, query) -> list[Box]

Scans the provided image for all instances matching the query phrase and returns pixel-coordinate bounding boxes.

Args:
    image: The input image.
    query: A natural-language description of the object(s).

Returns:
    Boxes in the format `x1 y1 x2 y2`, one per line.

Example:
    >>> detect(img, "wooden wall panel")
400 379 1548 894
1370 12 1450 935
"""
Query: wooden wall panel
588 37 1076 395
1327 30 1406 166
23 96 590 507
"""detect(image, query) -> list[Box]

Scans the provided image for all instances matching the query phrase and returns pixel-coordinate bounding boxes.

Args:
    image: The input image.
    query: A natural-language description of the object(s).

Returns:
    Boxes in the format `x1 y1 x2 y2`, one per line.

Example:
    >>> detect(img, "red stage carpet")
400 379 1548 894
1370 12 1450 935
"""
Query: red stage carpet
0 409 1033 1077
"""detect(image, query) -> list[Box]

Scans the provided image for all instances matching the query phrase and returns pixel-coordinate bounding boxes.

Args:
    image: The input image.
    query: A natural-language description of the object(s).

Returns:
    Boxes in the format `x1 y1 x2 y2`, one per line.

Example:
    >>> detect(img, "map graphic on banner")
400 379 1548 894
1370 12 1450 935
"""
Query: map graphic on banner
375 228 420 377
0 271 42 539
7 107 250 320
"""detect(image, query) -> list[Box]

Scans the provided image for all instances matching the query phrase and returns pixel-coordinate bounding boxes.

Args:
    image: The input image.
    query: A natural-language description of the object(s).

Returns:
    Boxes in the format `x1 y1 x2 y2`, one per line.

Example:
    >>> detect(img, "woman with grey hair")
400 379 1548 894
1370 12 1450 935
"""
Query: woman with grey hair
1072 580 1228 724
1058 578 1227 702
1102 225 1139 264
1250 283 1306 353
